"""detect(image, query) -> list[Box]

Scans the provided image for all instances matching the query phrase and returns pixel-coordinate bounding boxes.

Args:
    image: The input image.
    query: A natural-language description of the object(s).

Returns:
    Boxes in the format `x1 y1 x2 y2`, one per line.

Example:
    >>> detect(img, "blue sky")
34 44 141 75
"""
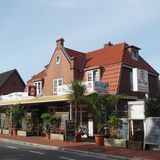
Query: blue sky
0 0 160 82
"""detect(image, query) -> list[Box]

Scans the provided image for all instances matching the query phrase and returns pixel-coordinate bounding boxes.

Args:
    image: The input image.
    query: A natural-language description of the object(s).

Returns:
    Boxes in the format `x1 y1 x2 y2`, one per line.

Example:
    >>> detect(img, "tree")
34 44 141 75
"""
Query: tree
86 93 114 134
11 105 24 128
67 80 87 128
107 94 127 113
41 113 57 134
146 98 160 117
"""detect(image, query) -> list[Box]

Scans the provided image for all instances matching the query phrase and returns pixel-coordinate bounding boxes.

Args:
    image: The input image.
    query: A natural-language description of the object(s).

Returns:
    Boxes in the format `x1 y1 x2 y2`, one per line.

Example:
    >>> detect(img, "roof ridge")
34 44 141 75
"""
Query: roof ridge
64 47 86 55
87 42 125 54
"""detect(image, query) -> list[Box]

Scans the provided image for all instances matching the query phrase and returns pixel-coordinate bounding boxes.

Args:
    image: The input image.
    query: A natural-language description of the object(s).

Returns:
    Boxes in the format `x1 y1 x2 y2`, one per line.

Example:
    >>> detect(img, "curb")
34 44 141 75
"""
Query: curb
0 138 130 160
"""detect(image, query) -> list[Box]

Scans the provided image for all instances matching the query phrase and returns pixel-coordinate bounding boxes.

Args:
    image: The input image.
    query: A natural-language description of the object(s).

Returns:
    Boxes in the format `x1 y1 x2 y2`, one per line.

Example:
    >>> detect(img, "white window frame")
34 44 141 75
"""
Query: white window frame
130 71 133 91
86 69 100 81
53 78 63 93
34 81 42 96
56 56 60 64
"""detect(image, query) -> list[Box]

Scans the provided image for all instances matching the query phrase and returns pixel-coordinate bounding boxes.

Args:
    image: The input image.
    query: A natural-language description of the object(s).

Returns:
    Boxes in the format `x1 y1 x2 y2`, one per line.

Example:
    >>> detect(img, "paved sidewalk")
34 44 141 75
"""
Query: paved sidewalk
0 134 160 160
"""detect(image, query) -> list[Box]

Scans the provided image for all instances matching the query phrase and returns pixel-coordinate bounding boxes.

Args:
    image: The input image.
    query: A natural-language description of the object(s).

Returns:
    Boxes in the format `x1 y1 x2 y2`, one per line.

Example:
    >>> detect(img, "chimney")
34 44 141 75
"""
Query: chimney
104 41 113 48
56 38 64 48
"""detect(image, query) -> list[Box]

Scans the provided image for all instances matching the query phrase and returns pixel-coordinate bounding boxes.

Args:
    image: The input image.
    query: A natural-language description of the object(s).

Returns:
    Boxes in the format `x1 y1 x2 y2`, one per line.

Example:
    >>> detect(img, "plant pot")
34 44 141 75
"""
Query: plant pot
76 132 81 142
45 133 50 140
12 128 17 136
95 134 104 146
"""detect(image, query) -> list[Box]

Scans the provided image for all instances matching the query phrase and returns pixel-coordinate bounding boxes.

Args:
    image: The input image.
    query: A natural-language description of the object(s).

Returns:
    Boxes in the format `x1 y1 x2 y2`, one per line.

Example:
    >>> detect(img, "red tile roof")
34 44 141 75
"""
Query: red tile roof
64 47 86 70
27 69 46 84
27 40 159 87
85 43 158 75
85 43 124 68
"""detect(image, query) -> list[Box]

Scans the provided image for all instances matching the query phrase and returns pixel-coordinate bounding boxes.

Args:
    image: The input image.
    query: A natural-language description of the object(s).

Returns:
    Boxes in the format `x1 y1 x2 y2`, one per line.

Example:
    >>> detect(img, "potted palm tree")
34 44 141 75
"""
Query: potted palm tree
67 80 87 141
41 113 57 140
11 105 24 136
67 80 87 128
86 93 106 146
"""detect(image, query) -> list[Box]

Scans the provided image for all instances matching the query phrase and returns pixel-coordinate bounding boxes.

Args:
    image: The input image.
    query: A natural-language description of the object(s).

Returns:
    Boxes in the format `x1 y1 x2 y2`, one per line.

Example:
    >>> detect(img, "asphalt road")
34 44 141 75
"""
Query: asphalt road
0 141 119 160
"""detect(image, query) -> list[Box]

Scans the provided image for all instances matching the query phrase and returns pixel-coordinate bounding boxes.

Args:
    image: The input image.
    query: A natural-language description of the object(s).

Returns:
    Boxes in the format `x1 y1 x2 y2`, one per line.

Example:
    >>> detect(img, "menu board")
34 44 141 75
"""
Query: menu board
65 120 75 142
118 118 129 140
145 117 160 145
61 113 69 129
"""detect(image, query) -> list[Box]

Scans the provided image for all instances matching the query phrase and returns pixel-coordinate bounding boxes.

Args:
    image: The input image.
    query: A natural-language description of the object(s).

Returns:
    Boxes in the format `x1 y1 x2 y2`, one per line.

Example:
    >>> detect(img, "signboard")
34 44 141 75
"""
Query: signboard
84 81 108 93
88 119 94 137
28 85 37 96
65 120 75 142
61 113 69 129
133 68 149 93
145 117 160 145
118 118 129 139
57 81 108 95
128 101 145 120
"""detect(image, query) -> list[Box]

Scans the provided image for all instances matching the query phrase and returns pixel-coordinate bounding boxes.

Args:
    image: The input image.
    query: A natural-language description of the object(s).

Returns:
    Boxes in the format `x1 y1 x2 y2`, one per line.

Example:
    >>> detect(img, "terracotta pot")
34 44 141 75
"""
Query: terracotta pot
45 133 50 140
95 134 104 146
12 128 17 136
76 132 81 142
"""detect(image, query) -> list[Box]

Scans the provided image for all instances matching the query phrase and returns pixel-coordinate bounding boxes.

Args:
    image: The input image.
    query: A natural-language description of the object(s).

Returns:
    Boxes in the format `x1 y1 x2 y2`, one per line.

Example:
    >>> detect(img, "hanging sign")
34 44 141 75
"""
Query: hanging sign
133 68 149 93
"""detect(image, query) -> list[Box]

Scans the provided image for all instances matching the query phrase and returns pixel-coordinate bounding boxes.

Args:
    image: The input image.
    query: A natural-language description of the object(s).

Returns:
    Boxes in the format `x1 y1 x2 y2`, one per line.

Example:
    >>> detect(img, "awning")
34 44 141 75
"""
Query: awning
0 95 68 106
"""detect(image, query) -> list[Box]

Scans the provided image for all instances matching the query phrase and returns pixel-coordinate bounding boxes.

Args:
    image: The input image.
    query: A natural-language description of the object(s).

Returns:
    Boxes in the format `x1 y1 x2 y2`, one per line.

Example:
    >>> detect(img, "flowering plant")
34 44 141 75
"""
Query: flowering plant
51 128 64 134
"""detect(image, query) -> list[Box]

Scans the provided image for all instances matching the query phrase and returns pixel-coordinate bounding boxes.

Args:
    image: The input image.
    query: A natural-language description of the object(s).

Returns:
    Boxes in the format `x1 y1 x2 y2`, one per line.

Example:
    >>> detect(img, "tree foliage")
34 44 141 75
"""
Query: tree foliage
11 105 24 128
41 113 58 133
67 80 87 128
146 98 160 117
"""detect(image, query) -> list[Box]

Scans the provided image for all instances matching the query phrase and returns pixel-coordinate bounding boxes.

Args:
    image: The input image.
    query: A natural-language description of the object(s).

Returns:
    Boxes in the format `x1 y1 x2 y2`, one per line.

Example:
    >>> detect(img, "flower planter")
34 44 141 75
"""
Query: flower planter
17 130 28 137
95 134 104 146
2 129 10 135
104 138 126 148
50 133 64 141
127 140 143 150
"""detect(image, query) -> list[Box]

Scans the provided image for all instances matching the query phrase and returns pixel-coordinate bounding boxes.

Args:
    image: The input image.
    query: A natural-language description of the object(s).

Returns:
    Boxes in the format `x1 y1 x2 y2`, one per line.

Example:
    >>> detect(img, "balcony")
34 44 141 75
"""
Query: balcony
57 81 108 96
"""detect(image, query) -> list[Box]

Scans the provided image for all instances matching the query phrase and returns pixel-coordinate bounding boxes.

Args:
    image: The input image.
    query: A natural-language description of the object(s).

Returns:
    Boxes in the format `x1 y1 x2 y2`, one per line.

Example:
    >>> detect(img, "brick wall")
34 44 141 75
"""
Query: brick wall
43 48 74 95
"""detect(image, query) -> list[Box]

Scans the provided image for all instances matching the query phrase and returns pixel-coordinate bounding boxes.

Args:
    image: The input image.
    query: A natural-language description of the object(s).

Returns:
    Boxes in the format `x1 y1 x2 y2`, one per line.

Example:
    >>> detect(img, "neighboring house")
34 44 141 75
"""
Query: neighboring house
27 38 160 99
0 69 25 95
27 69 46 96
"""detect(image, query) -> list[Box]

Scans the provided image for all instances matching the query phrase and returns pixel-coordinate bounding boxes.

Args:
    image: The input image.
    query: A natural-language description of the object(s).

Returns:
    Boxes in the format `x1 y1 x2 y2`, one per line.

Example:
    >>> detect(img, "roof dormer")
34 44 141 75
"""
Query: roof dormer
126 45 141 61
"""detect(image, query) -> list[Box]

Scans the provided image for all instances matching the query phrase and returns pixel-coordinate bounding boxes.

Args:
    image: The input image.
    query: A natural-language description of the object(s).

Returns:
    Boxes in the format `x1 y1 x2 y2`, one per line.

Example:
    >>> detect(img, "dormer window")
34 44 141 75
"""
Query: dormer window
56 56 60 64
126 45 140 61
131 49 139 60
87 69 100 81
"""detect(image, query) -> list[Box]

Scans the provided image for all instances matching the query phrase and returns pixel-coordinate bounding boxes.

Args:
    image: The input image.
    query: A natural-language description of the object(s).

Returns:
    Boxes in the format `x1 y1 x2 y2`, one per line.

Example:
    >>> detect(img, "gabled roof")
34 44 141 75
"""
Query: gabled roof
64 47 86 70
27 69 46 84
0 69 25 88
